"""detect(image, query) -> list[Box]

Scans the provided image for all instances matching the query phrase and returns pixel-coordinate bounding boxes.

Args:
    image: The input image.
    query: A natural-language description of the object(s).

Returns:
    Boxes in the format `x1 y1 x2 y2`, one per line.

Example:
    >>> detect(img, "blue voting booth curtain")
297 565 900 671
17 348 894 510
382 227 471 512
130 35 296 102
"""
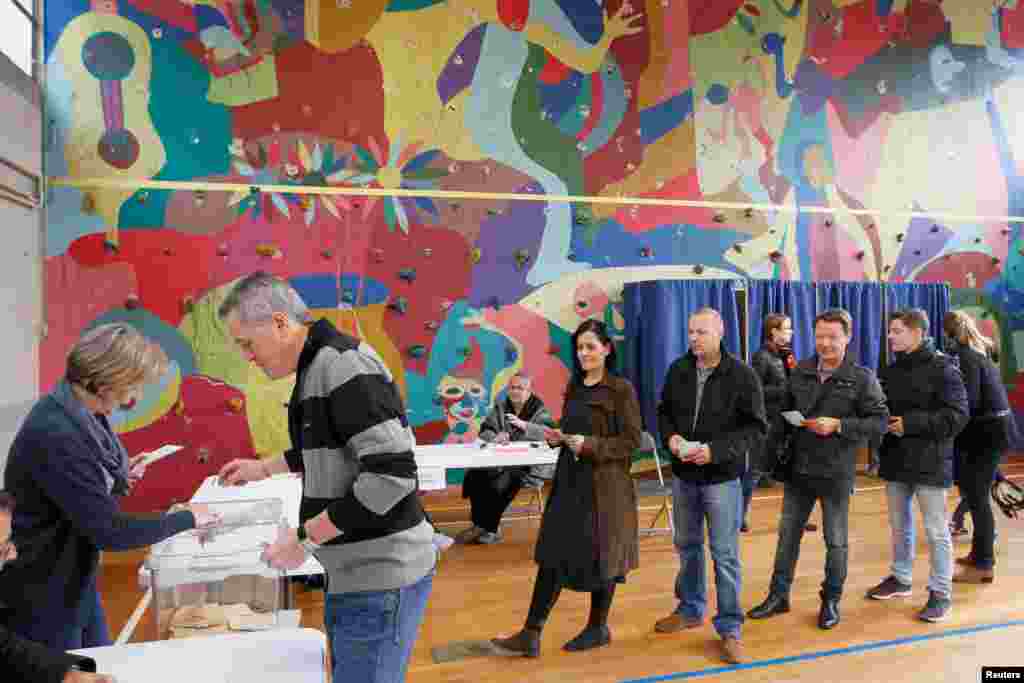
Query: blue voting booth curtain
884 282 951 352
746 280 818 363
819 281 886 371
622 279 741 437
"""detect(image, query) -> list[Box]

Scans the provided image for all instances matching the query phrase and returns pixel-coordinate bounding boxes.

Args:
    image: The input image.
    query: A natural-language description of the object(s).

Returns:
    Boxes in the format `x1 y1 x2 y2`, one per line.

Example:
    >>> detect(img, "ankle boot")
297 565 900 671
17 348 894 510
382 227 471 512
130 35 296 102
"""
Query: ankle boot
953 565 994 584
563 624 611 652
747 593 790 619
491 628 541 658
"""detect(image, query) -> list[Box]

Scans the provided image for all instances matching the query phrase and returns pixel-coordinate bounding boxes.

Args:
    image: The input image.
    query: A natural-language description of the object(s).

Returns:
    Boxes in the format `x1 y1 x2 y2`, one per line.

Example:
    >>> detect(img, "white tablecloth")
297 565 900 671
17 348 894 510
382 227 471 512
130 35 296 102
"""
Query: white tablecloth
73 628 327 682
414 441 559 490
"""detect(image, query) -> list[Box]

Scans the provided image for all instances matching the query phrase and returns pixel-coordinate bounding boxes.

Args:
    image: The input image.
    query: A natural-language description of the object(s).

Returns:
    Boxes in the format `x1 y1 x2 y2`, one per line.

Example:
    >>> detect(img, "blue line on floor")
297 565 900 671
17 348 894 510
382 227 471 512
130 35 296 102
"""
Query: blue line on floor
620 619 1024 683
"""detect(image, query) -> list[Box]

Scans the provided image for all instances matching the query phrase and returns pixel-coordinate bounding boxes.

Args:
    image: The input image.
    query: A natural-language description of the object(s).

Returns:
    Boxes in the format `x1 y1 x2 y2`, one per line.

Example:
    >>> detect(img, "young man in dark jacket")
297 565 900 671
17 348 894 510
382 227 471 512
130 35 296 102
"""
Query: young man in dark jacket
748 308 889 630
0 492 112 683
653 308 767 665
867 309 968 622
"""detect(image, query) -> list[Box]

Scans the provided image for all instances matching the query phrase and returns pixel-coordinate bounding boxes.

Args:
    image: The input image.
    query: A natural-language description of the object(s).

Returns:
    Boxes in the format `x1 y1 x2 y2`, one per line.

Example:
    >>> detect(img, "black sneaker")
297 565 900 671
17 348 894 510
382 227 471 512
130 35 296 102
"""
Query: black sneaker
866 576 912 600
918 591 952 622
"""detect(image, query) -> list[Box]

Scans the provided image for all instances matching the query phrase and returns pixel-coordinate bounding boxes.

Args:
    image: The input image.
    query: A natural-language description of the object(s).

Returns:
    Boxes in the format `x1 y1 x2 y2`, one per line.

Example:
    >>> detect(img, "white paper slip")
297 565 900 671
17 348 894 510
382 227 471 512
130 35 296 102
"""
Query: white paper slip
679 440 702 453
135 444 184 468
781 411 806 427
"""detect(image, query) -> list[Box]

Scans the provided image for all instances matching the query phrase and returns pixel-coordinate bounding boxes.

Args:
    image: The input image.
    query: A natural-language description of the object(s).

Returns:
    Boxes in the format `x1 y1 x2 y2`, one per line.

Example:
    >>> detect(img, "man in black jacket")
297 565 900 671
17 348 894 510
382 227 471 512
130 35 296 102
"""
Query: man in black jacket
866 309 968 623
748 308 888 630
0 491 112 682
653 308 767 665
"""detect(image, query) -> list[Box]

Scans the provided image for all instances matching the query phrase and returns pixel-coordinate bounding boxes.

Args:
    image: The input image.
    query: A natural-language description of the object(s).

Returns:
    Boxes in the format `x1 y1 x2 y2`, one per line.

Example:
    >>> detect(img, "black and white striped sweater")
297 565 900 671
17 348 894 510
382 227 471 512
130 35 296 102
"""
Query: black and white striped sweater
284 319 435 593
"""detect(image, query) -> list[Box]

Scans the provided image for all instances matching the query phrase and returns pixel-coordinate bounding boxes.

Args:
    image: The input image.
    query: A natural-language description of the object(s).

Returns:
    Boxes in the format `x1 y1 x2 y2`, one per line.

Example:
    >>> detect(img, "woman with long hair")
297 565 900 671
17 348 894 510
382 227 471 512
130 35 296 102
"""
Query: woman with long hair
491 319 642 656
943 310 1011 583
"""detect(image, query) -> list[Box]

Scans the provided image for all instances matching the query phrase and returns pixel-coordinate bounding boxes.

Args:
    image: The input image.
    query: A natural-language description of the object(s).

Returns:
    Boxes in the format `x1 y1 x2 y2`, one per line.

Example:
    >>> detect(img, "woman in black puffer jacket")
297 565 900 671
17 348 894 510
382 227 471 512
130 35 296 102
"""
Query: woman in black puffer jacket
747 314 796 531
943 311 1011 584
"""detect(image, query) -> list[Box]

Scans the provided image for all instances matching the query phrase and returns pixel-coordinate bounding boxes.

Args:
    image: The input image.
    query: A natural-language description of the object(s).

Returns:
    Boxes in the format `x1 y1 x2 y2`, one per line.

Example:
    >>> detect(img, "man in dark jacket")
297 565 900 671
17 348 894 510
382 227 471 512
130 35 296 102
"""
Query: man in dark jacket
456 372 555 545
748 308 889 630
866 309 968 623
653 308 767 665
0 492 112 682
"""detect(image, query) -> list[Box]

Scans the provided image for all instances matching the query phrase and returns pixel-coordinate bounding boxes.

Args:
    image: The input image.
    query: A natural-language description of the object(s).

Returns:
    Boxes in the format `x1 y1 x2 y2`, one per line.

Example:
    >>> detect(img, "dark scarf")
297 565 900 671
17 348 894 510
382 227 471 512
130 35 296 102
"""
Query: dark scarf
51 380 131 496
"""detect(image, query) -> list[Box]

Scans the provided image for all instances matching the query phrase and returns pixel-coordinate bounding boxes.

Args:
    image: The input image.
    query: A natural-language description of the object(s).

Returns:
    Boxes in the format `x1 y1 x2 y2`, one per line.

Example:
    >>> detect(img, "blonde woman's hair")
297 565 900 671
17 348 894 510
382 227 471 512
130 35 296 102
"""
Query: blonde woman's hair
65 323 169 394
943 310 995 357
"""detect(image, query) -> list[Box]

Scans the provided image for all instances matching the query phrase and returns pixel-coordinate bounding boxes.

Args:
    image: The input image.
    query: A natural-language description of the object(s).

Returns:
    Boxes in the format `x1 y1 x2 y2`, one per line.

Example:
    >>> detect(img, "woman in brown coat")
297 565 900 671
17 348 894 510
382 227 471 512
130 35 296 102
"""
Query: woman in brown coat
491 319 642 657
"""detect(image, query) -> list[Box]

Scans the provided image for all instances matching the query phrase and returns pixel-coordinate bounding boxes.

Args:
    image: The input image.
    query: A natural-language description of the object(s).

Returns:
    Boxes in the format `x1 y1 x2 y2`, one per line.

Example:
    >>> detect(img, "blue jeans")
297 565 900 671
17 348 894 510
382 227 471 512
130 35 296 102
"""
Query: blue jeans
886 481 953 597
5 576 111 650
769 480 851 601
324 570 434 683
741 468 759 525
669 477 743 639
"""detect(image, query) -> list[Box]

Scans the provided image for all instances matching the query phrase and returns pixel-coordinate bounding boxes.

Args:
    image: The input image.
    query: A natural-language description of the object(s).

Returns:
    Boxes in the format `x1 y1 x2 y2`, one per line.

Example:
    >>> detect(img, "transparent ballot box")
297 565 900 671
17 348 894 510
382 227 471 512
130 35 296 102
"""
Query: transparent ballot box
145 498 286 640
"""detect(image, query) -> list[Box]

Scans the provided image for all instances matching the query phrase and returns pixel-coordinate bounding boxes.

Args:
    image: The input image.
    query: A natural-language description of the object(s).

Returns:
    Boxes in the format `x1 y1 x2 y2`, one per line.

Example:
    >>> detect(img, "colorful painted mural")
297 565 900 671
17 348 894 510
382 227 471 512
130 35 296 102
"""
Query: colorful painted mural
41 0 1024 509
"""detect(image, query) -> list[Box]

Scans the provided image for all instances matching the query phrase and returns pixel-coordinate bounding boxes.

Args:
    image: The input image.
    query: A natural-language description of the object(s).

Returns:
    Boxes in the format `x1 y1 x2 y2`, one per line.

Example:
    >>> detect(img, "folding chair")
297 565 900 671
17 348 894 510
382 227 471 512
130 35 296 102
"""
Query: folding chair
632 431 674 536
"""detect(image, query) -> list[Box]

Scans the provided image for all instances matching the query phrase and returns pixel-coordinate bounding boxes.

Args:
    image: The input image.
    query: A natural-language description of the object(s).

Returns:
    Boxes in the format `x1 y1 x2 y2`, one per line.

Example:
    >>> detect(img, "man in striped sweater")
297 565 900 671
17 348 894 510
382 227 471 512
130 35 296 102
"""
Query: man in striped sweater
217 272 436 683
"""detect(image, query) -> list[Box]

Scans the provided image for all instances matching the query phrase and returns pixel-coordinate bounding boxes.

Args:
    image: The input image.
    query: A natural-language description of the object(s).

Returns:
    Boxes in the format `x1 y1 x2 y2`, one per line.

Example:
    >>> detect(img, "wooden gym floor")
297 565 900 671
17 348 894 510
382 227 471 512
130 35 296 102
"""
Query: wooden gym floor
100 462 1024 682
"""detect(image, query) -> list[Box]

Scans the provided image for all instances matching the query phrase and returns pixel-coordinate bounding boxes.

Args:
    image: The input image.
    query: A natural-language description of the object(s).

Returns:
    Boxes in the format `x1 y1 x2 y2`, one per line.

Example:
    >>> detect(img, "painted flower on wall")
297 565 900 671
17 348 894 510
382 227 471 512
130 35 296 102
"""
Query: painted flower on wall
337 136 448 234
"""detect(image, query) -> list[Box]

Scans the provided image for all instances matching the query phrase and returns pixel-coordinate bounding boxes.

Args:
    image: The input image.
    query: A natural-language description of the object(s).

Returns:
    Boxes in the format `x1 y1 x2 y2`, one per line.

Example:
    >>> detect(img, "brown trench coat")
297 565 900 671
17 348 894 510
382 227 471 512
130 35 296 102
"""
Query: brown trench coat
534 374 642 585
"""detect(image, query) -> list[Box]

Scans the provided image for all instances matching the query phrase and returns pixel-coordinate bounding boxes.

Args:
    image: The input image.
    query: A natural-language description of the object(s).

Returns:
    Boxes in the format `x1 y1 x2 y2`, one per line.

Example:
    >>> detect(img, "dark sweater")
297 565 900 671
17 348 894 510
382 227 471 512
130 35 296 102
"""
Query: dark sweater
1 393 194 614
1 611 97 683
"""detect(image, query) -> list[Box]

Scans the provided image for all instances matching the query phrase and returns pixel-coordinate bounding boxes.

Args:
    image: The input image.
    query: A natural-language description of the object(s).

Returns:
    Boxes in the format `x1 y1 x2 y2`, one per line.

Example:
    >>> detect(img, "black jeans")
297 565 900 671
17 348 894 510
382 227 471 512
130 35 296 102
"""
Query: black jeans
769 478 851 601
464 468 526 533
958 449 1002 570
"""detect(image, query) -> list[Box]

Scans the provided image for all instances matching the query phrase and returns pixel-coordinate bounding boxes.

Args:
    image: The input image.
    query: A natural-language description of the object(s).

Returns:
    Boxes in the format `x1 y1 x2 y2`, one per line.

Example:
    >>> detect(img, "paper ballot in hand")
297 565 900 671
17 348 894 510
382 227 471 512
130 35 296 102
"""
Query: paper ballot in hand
781 411 806 427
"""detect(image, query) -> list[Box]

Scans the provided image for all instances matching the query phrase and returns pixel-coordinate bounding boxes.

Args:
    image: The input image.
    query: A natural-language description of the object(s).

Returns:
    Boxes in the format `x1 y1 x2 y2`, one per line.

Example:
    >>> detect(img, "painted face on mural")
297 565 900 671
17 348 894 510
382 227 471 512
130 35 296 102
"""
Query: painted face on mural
929 44 965 95
576 331 611 374
227 312 294 380
437 376 487 423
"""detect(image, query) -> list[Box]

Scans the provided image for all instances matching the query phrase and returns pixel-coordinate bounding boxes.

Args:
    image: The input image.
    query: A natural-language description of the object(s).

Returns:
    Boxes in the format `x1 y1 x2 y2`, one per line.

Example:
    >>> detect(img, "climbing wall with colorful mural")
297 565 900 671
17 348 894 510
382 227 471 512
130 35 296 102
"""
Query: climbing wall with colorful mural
42 0 1024 510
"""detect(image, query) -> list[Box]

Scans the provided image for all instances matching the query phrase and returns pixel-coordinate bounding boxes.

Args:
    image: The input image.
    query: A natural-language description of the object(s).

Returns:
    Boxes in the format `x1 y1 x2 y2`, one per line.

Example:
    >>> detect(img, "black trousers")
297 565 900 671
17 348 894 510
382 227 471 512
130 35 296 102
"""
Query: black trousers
957 448 1002 570
525 567 616 632
463 468 526 533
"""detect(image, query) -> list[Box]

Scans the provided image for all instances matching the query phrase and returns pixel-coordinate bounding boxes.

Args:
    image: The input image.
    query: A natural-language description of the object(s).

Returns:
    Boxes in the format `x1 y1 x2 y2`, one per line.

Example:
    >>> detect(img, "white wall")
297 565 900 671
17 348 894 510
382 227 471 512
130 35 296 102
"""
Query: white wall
0 49 42 474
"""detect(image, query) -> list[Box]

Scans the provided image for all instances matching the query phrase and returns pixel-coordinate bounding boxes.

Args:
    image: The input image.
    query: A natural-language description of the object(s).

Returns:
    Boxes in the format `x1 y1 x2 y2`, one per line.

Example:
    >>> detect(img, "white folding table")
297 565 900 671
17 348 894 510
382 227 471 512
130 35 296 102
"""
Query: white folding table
73 628 328 682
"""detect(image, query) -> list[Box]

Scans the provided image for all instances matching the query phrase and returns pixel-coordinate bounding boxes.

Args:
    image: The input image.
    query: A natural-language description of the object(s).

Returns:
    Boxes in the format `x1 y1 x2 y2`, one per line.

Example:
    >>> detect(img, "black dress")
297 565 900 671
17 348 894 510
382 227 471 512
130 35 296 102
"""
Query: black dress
535 383 625 592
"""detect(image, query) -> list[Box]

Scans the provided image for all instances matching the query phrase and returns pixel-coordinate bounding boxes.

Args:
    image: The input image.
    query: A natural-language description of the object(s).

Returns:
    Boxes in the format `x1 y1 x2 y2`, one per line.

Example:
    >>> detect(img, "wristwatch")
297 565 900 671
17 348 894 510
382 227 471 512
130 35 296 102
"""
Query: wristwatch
296 523 320 554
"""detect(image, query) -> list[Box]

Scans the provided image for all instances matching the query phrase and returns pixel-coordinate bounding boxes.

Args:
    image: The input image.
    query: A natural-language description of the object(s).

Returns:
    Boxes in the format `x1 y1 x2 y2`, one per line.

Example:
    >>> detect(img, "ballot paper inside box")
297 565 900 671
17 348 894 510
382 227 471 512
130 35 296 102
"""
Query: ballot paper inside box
145 498 286 640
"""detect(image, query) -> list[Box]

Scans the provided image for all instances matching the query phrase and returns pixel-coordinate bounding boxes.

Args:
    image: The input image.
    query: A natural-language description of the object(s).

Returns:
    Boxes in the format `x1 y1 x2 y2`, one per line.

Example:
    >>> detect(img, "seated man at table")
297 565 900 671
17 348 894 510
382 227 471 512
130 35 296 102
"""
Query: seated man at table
0 491 112 682
456 372 555 545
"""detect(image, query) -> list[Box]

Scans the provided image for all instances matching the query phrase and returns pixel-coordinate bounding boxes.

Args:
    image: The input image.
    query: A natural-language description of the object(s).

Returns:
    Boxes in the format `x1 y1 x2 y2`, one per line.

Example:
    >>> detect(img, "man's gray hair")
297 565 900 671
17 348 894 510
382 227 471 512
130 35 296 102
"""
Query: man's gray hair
218 271 310 325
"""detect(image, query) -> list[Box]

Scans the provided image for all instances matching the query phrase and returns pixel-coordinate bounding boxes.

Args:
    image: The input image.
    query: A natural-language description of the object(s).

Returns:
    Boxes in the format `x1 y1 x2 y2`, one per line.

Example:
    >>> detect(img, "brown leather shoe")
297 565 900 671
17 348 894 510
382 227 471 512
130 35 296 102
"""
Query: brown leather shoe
721 636 744 664
955 553 976 567
953 565 994 584
654 613 704 633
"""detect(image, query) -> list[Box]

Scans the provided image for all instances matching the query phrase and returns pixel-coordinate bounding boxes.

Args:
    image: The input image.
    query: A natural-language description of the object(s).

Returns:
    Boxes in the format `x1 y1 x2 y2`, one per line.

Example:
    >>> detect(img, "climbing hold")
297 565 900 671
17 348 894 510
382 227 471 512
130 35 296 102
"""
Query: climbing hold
424 321 439 331
372 248 385 262
824 218 833 227
639 246 653 258
217 243 229 257
930 224 940 233
913 250 922 256
505 345 517 363
388 296 409 314
895 233 904 242
255 243 278 257
693 264 705 275
993 257 1001 265
450 202 461 212
125 294 140 310
457 346 471 357
163 247 174 256
733 244 743 253
321 249 333 259
1001 228 1012 236
103 239 118 253
883 264 892 272
196 447 210 465
423 247 433 257
407 345 427 358
440 299 453 312
743 208 754 219
137 190 149 204
975 237 983 244
181 295 195 314
226 398 244 414
548 344 560 355
513 249 531 271
341 289 356 305
866 223 876 231
712 212 727 223
470 247 482 265
854 251 865 260
398 268 416 283
486 208 501 217
769 251 782 262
